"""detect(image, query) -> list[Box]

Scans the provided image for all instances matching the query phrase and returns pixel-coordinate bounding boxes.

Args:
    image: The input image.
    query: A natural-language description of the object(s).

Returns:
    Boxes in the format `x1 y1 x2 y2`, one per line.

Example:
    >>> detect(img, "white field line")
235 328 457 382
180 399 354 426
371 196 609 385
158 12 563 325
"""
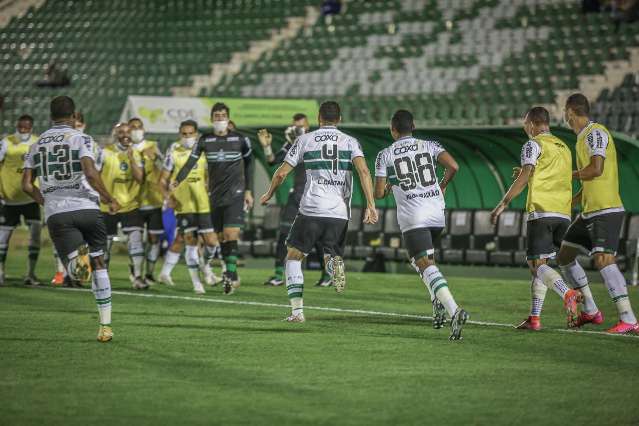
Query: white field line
24 286 639 340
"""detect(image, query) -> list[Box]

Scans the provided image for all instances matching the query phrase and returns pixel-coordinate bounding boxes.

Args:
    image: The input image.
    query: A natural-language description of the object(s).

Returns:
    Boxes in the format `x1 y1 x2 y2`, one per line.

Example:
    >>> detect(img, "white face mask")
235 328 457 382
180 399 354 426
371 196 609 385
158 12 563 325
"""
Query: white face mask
181 136 197 148
130 129 144 143
212 120 228 134
16 131 31 142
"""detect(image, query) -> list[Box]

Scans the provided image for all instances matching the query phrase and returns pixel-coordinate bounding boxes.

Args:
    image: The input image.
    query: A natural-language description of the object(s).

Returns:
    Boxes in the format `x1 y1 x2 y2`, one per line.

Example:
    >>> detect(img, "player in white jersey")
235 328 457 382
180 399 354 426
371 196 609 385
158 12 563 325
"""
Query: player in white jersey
374 110 468 340
260 101 378 322
21 96 120 342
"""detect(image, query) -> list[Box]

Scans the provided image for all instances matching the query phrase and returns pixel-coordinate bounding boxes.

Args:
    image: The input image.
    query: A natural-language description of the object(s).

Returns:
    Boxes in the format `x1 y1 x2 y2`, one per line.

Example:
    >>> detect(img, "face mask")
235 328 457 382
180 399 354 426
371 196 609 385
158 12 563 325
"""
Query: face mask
130 129 144 143
212 120 228 133
181 136 197 148
16 131 31 142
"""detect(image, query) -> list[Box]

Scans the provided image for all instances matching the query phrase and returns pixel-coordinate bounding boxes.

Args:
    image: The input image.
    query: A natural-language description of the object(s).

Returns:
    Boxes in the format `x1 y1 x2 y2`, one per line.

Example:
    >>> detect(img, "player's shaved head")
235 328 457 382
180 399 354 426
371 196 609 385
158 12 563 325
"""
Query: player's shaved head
319 101 341 123
525 107 550 126
391 110 415 135
50 96 75 121
565 93 590 116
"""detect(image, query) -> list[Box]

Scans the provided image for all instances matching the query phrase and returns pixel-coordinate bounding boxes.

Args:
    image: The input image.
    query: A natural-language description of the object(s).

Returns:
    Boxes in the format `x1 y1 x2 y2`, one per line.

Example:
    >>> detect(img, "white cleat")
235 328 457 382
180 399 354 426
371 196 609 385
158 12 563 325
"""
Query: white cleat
285 313 305 323
193 282 206 295
158 274 175 287
132 277 149 290
202 265 219 286
329 256 346 293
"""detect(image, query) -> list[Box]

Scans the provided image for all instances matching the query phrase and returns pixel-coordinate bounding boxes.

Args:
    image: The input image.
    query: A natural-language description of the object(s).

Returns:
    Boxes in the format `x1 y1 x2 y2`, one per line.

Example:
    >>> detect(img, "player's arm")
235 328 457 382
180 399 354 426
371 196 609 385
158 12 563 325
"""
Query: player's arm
373 150 390 199
0 139 7 200
491 165 533 224
257 129 276 164
374 177 389 199
128 148 144 184
437 151 459 194
21 168 44 205
572 187 582 207
353 156 378 224
242 136 254 209
574 129 607 181
260 162 293 205
81 157 120 214
172 137 203 190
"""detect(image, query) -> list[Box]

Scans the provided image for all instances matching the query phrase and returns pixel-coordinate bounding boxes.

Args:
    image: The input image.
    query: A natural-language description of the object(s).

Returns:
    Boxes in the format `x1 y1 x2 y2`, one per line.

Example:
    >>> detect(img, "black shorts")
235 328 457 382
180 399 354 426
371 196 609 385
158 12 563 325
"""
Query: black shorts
176 213 214 234
279 195 300 230
47 209 107 259
0 202 41 229
287 214 348 257
562 211 625 255
403 227 444 260
526 217 570 260
104 209 144 236
139 208 164 235
210 197 245 232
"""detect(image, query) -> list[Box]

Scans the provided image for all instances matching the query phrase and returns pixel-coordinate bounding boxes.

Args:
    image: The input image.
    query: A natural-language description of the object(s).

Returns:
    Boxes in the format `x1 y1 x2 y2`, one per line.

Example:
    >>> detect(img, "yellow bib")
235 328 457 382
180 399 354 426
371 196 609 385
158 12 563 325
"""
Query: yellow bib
0 134 39 204
526 133 572 218
576 123 623 214
168 142 209 214
99 145 142 213
134 140 163 209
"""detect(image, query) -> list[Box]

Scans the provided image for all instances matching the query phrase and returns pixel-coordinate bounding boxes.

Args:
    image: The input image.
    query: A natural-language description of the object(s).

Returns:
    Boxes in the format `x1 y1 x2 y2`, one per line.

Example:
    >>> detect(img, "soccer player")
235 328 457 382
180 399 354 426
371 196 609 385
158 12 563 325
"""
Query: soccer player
159 120 220 294
171 103 253 295
557 93 638 334
129 117 164 285
257 114 332 287
0 114 41 286
374 110 469 340
260 101 378 322
97 122 147 289
491 107 580 330
22 95 120 342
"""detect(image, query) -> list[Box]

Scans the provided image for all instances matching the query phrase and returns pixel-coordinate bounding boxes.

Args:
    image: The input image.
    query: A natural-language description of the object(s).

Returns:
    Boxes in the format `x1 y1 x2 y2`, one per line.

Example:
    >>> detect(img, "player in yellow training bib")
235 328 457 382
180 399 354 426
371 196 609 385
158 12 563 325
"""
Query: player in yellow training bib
128 117 164 285
157 120 222 294
0 114 41 285
96 122 147 290
491 107 580 331
557 93 638 335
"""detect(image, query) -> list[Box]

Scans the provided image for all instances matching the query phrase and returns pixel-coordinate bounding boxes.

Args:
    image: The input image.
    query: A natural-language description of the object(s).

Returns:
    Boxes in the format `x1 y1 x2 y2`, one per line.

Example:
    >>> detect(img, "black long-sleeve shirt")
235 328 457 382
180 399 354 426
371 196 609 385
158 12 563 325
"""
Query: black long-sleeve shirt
176 130 252 206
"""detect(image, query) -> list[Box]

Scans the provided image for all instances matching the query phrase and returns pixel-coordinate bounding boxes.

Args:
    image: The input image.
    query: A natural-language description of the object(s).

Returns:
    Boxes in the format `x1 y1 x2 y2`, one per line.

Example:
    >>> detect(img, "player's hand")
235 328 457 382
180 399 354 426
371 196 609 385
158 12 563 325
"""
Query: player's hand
490 202 505 225
257 129 272 147
166 196 177 209
126 147 135 160
363 206 378 224
108 199 121 215
512 167 521 179
259 192 272 205
244 191 254 210
169 181 180 193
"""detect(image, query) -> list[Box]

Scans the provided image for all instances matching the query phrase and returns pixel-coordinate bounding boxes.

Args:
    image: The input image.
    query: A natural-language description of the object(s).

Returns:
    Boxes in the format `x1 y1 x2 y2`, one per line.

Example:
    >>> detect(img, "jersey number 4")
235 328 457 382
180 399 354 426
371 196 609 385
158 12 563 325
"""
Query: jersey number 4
394 153 436 191
322 144 339 174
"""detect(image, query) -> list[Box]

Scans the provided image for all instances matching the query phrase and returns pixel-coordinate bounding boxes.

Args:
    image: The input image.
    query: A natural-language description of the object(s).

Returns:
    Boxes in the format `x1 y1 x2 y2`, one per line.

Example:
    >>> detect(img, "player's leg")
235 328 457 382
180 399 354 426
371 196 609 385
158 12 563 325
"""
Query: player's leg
183 231 205 294
103 213 118 268
23 203 42 285
406 227 468 340
197 214 219 286
218 199 245 294
51 247 66 286
315 243 332 287
558 215 602 326
122 210 147 290
143 208 164 285
266 199 297 286
590 213 638 334
159 227 183 287
0 204 19 284
320 217 348 293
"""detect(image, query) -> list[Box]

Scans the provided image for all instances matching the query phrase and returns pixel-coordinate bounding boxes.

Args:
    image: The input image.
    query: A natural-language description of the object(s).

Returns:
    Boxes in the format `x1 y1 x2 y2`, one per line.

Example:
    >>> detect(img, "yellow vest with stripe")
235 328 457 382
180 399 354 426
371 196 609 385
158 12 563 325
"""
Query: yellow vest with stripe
98 144 142 213
0 134 39 204
576 123 623 214
167 142 209 215
526 133 572 217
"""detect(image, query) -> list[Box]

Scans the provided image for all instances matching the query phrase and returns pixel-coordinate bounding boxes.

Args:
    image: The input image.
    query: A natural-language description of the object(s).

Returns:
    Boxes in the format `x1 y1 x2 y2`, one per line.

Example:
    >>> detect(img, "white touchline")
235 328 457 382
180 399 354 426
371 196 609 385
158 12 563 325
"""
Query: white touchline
27 286 639 340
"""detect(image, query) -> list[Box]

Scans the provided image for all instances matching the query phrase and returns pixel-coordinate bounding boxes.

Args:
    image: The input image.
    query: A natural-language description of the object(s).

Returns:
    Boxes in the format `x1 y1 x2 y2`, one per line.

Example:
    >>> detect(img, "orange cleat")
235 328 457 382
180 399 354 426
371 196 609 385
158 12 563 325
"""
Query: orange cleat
516 316 541 331
51 272 64 286
563 289 582 328
606 321 639 335
572 310 604 328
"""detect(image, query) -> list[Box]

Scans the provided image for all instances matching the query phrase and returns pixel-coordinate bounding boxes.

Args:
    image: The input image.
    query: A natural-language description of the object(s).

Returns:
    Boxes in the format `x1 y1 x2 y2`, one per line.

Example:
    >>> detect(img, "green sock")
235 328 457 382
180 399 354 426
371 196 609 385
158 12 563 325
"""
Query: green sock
226 256 237 273
275 266 284 279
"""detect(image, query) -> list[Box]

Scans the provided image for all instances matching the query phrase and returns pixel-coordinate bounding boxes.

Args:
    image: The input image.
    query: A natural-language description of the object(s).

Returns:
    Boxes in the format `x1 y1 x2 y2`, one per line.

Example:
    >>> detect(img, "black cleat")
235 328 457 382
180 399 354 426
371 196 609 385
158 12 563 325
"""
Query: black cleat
432 298 446 329
449 308 469 341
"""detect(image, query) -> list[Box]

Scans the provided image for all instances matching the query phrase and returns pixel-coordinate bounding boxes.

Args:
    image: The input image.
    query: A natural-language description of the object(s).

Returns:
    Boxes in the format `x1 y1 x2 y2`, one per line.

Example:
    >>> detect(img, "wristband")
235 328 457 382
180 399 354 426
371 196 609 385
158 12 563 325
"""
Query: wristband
264 145 273 157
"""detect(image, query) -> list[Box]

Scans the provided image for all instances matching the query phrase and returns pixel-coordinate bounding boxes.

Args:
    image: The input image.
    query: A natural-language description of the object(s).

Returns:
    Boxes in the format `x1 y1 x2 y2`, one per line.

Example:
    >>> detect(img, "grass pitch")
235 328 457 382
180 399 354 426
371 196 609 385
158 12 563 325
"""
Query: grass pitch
1 248 639 425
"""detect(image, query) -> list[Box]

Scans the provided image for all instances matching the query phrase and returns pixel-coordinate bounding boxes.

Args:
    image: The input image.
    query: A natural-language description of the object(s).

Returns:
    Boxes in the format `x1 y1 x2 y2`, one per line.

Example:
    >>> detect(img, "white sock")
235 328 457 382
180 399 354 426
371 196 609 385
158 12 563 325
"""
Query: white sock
185 245 202 286
530 277 547 317
161 250 180 277
286 259 304 315
537 264 569 299
600 264 637 324
92 268 112 325
0 227 13 273
54 252 65 274
127 230 144 278
560 260 598 314
146 241 161 276
422 265 458 317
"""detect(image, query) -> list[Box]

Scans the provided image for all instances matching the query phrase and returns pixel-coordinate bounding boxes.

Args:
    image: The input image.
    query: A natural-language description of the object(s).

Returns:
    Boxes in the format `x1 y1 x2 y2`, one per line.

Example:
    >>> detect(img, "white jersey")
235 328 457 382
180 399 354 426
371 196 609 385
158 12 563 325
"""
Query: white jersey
284 126 363 220
375 136 446 232
23 124 100 220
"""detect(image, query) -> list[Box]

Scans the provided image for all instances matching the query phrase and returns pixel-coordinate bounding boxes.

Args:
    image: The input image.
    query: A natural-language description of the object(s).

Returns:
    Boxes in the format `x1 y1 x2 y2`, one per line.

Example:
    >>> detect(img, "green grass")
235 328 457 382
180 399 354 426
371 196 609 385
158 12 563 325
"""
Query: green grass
1 248 639 425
